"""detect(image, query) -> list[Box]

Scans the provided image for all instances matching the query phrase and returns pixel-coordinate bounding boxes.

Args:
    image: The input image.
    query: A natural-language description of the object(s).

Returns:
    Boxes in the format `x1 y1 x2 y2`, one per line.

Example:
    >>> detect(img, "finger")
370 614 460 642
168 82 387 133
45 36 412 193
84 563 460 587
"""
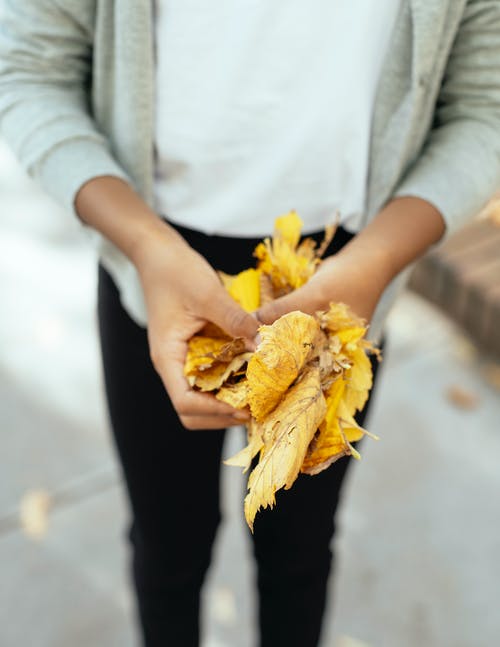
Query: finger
152 342 246 420
179 414 247 431
206 291 260 340
162 362 248 422
168 373 248 418
256 282 323 325
180 388 250 419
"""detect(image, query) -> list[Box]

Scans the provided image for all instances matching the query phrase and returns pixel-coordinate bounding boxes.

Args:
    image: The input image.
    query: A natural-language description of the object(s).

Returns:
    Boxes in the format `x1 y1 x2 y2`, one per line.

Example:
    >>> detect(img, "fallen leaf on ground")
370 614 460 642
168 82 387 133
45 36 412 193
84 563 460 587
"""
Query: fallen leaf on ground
335 635 373 647
20 489 51 539
445 385 480 410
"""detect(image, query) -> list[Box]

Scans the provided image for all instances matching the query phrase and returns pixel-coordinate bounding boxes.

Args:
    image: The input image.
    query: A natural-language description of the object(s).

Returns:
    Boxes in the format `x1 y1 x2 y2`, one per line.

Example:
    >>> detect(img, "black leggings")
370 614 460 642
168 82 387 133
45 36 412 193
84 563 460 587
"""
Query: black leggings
97 223 381 647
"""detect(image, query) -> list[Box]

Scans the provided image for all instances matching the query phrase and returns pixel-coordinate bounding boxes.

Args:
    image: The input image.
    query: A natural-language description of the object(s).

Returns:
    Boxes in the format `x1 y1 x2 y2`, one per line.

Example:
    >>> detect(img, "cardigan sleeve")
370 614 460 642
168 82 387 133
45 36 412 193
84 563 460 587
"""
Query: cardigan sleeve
394 0 500 235
0 0 131 215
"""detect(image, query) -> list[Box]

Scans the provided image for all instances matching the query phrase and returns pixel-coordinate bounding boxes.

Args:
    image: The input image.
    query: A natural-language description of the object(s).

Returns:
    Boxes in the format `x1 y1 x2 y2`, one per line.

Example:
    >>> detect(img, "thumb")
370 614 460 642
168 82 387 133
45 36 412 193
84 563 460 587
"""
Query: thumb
207 291 260 340
257 283 321 325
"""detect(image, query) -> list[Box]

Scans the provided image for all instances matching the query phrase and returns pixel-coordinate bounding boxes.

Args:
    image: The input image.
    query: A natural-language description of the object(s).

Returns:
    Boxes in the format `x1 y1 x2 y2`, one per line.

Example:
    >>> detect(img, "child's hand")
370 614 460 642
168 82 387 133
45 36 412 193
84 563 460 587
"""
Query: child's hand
257 244 390 325
134 231 258 430
257 196 446 326
74 176 258 429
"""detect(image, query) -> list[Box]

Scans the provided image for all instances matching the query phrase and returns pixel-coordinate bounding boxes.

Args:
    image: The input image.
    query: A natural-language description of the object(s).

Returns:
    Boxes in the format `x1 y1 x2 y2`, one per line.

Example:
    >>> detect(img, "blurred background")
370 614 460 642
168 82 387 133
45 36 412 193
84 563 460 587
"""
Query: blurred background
1 137 500 647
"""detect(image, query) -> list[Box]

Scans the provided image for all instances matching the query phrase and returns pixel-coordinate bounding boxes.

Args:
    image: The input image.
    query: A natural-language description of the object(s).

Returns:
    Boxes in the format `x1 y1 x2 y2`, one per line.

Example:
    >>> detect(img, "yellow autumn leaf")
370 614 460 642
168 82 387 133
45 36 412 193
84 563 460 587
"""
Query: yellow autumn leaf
182 213 381 530
302 377 350 474
259 272 275 305
255 238 317 292
185 336 232 374
184 336 247 376
320 302 367 335
324 376 346 420
341 422 366 444
224 419 264 472
302 416 369 476
336 400 379 443
216 380 250 409
220 268 261 312
19 489 51 540
247 311 321 421
335 326 367 347
254 211 320 292
302 330 378 475
302 418 350 475
188 352 252 391
274 210 303 247
342 346 373 415
244 366 327 530
315 218 338 258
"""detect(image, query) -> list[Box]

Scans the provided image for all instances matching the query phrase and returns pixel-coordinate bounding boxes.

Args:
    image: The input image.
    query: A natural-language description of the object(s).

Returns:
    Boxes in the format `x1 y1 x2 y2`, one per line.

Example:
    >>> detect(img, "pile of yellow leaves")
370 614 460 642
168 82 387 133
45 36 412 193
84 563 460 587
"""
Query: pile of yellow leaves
184 212 379 530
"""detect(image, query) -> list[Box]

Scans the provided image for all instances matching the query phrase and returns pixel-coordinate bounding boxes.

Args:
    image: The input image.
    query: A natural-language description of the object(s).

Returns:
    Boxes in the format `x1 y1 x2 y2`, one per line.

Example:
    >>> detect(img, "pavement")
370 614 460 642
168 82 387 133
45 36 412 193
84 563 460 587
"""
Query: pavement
1 140 499 647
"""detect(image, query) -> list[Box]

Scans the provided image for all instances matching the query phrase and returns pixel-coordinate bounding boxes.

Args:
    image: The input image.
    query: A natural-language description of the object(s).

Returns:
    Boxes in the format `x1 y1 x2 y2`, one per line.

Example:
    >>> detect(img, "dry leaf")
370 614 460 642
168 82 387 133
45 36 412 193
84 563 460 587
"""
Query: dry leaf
20 489 51 539
183 212 380 530
188 352 252 391
244 366 327 529
342 346 373 413
259 273 275 305
319 302 367 335
224 419 264 472
446 385 480 410
220 268 261 312
247 312 321 421
302 377 349 474
274 210 303 247
316 215 339 258
253 210 331 293
216 380 250 409
184 336 246 375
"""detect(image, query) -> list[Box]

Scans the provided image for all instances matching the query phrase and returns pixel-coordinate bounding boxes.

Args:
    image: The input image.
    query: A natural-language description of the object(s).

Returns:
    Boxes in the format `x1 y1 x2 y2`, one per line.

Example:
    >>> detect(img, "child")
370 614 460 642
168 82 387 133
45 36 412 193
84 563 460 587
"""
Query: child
1 2 499 645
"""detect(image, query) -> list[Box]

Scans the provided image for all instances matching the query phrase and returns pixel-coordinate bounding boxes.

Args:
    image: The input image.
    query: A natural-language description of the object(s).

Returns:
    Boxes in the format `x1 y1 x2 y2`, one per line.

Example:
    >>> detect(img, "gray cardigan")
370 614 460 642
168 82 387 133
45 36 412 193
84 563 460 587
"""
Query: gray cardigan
1 0 500 338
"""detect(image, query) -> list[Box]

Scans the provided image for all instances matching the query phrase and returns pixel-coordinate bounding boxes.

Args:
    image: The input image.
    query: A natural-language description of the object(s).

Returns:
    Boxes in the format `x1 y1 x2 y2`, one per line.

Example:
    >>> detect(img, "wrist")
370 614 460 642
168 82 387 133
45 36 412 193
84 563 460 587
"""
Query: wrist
348 196 446 282
74 175 189 271
128 216 187 273
334 238 395 293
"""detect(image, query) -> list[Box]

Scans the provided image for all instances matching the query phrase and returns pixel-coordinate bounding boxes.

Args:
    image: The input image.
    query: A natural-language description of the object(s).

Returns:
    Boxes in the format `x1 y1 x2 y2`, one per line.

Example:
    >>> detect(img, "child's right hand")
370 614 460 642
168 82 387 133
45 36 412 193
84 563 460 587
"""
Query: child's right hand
132 225 258 430
75 176 258 430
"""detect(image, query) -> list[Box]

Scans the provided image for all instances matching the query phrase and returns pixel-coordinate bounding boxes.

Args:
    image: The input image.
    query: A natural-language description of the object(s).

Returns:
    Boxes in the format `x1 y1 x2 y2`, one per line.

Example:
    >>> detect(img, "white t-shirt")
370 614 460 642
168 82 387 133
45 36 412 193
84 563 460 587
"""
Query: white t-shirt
153 1 400 237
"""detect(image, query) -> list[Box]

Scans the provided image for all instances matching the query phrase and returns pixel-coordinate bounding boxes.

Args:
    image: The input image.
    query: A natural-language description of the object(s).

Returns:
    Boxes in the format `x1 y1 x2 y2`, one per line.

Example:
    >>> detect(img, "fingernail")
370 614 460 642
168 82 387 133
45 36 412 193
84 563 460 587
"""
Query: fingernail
233 411 251 420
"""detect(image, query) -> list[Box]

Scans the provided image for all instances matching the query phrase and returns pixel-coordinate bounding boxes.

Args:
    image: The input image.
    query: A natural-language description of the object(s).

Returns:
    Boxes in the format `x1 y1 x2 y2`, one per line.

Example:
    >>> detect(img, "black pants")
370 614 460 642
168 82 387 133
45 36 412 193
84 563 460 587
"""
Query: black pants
97 224 381 647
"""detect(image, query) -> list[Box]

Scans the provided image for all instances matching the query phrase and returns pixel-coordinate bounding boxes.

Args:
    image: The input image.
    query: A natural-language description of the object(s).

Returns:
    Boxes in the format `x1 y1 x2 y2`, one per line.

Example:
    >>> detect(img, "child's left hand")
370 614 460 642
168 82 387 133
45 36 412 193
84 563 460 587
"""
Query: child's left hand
257 196 447 326
256 242 391 325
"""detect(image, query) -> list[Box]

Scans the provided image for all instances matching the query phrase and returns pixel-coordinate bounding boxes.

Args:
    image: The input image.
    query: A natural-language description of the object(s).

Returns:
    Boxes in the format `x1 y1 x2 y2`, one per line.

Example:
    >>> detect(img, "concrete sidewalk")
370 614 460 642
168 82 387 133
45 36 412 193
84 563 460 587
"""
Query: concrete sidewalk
1 141 499 647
